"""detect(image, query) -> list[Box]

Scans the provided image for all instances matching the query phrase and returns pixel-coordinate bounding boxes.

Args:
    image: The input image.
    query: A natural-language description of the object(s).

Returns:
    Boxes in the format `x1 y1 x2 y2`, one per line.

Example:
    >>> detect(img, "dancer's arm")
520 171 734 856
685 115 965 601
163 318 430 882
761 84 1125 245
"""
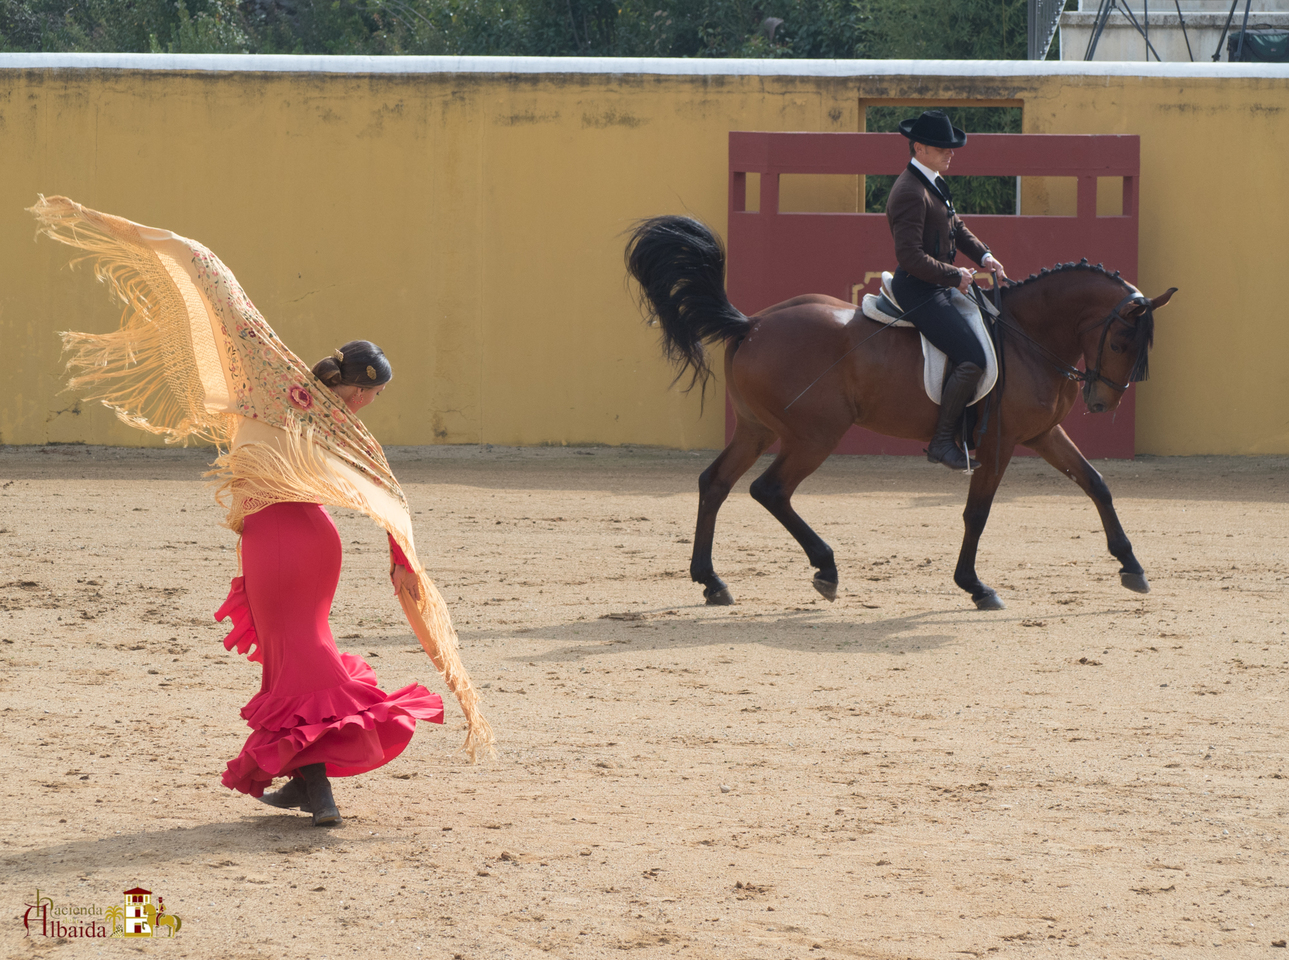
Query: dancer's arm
388 535 422 601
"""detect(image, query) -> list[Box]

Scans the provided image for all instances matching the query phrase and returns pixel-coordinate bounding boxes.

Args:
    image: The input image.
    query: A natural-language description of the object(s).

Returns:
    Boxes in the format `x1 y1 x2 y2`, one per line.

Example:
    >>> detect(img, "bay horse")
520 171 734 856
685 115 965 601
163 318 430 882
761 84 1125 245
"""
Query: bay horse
625 216 1176 610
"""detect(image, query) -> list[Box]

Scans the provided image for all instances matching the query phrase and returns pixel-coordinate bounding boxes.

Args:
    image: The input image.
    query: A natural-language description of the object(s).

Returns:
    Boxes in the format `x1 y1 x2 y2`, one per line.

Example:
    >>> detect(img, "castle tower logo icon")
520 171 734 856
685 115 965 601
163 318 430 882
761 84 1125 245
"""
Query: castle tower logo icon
121 887 152 938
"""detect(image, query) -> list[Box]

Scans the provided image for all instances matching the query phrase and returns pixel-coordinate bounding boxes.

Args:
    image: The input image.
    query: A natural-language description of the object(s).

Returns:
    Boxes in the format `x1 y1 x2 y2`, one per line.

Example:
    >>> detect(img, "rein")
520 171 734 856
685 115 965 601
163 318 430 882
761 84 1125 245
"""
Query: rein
996 291 1151 393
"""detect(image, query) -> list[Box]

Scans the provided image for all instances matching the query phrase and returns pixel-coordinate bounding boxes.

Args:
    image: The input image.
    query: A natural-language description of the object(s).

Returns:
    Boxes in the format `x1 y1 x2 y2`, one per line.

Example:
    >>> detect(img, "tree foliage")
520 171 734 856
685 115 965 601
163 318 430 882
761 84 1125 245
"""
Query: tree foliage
1 0 1033 59
865 0 1029 62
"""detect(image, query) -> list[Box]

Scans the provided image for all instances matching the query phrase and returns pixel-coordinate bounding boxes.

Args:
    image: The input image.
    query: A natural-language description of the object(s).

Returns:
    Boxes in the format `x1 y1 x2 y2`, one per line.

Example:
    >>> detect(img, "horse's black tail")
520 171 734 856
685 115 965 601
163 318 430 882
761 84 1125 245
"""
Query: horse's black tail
625 215 749 397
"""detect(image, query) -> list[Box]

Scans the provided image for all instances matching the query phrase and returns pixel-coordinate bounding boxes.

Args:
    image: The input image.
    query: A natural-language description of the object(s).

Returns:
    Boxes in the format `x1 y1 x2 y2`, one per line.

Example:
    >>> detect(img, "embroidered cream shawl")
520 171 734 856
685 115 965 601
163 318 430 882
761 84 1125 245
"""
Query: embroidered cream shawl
31 195 493 760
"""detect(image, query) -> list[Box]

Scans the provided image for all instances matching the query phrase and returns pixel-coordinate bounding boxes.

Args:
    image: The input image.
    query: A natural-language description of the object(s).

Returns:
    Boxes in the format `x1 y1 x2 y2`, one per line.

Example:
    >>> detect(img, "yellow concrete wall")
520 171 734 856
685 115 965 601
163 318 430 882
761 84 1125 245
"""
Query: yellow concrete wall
1 59 1285 454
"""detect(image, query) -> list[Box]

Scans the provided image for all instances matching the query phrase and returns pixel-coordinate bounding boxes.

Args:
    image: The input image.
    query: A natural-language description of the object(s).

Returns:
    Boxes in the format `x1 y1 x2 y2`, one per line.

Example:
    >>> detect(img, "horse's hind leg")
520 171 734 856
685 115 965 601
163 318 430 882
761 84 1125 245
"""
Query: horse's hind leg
748 439 839 600
1027 425 1149 594
691 419 776 605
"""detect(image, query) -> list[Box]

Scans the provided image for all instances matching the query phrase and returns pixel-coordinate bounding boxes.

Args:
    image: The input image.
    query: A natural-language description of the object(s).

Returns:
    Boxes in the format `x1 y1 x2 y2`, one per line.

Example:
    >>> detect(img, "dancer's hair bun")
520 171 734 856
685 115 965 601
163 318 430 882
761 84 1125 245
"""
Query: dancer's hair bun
312 340 392 389
311 356 345 387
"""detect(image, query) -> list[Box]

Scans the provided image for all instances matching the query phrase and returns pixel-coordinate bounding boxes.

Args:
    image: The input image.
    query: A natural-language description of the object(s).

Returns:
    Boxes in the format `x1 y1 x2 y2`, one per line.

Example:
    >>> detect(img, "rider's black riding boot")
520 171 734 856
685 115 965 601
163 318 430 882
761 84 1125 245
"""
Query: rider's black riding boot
299 762 343 827
926 361 984 472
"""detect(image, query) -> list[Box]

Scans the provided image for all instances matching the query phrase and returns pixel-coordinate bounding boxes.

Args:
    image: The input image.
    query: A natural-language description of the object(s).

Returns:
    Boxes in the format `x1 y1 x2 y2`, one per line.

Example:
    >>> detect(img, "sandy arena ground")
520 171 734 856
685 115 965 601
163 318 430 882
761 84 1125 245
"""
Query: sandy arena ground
1 444 1287 959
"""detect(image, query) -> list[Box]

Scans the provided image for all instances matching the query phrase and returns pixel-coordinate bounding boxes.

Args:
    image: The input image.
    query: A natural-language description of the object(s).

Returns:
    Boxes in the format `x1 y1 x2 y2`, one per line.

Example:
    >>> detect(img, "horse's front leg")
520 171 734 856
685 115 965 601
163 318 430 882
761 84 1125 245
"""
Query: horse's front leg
953 445 1014 610
691 420 775 605
1027 425 1149 594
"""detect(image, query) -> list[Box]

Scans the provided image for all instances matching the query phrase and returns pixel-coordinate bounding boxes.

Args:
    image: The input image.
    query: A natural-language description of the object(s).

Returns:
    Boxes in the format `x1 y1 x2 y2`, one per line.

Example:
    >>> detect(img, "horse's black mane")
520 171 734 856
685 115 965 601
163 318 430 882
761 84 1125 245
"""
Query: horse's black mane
1000 258 1154 382
1003 257 1130 292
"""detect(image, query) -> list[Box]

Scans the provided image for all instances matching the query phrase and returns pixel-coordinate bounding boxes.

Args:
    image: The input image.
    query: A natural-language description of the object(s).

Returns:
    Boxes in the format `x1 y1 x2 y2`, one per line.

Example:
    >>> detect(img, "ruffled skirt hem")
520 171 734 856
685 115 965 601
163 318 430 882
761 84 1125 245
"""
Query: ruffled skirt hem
221 680 445 797
215 576 445 797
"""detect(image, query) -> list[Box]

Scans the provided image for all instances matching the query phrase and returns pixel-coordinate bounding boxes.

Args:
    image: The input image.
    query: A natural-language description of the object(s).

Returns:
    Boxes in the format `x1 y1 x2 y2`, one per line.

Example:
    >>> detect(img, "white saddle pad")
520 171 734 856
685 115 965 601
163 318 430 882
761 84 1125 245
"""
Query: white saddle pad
861 275 997 407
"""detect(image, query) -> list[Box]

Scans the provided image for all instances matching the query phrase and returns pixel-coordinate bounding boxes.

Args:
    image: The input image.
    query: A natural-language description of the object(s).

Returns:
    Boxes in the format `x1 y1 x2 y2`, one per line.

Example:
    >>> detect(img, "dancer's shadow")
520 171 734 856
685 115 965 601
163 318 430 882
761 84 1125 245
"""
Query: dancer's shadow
6 815 379 879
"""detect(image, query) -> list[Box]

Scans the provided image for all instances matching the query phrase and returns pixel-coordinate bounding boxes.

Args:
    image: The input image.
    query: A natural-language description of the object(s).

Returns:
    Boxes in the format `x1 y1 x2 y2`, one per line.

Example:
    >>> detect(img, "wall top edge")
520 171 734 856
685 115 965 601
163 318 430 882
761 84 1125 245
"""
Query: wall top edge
2 52 1289 80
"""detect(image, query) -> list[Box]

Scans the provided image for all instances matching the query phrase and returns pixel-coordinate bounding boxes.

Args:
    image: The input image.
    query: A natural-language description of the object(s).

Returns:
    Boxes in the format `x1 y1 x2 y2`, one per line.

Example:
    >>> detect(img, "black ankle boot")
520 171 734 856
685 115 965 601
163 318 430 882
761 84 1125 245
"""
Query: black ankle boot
257 776 309 811
299 763 342 827
926 362 983 472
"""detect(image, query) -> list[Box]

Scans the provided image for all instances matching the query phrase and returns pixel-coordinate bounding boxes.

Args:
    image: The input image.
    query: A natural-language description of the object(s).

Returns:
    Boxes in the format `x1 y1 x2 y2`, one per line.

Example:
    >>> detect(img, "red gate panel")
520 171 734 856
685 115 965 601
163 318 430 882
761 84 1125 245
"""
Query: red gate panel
725 131 1140 458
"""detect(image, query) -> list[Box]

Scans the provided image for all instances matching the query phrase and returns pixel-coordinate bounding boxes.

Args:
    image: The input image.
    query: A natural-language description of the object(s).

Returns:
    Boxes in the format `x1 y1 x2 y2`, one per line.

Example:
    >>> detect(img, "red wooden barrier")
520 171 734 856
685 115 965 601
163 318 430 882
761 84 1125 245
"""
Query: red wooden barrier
725 131 1141 458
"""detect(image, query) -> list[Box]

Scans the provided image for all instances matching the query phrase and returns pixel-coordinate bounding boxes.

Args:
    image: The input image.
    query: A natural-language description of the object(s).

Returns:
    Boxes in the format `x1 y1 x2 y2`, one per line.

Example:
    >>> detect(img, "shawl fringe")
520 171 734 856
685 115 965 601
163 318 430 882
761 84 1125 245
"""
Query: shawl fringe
33 195 236 446
206 418 367 535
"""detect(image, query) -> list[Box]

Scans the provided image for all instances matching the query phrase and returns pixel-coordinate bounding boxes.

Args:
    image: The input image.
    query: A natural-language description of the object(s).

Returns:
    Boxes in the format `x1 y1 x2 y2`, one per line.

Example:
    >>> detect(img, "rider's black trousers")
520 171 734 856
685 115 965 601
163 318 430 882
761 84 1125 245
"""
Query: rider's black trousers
891 268 987 370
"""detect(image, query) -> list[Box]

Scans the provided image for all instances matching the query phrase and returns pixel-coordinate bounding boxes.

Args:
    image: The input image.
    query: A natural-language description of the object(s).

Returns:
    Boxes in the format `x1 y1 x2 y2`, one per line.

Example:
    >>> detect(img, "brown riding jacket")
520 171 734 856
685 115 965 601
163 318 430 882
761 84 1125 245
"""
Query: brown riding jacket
886 163 990 288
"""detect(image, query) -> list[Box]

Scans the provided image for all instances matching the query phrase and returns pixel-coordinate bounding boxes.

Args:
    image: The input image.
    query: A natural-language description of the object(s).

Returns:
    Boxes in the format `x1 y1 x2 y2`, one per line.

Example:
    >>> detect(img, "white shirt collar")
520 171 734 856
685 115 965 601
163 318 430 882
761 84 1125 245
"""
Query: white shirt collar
910 156 945 190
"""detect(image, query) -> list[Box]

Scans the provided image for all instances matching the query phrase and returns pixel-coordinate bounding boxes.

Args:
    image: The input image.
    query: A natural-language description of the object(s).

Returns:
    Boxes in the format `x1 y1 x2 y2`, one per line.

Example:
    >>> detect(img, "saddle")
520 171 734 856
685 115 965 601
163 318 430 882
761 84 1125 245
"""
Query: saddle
861 272 999 407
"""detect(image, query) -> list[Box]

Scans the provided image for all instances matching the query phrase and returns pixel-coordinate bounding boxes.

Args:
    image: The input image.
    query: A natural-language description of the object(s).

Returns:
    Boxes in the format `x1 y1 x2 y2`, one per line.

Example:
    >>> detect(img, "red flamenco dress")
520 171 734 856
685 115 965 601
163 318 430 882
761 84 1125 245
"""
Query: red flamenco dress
216 501 444 797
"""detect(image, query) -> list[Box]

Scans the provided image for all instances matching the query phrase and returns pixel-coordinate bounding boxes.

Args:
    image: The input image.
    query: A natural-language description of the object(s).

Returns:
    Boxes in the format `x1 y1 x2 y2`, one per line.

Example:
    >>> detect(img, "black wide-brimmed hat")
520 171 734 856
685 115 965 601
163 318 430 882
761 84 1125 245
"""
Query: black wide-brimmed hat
898 110 967 149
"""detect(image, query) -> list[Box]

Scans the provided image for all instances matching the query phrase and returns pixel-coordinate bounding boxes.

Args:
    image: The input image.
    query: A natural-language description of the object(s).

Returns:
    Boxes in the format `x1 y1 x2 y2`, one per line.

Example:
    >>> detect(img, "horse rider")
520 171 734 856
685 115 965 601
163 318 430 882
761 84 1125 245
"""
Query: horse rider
886 109 1008 471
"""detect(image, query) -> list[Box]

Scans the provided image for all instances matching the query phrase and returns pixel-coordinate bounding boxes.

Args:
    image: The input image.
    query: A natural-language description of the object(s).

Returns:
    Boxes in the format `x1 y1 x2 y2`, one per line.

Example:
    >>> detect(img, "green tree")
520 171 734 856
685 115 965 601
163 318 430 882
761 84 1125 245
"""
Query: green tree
162 0 248 53
1 0 237 52
1 1 1057 60
1 0 876 57
865 0 1029 61
348 0 869 59
615 0 869 60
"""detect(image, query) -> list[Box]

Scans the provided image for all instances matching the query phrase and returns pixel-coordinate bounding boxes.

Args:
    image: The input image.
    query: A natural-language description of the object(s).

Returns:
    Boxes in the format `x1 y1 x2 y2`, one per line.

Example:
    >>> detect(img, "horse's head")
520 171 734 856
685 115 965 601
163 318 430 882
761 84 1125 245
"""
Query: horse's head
1081 286 1176 414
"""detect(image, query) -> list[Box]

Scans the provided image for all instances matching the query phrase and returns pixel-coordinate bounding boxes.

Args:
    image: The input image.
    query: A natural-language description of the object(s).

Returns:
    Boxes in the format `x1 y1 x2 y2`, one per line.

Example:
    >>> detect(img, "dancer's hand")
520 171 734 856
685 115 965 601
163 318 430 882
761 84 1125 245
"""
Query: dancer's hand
391 564 422 602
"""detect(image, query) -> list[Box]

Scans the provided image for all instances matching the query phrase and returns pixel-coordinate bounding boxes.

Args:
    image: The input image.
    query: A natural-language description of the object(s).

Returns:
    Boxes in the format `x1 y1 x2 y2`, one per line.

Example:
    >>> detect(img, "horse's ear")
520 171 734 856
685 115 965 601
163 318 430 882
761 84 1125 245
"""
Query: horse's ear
1150 287 1178 310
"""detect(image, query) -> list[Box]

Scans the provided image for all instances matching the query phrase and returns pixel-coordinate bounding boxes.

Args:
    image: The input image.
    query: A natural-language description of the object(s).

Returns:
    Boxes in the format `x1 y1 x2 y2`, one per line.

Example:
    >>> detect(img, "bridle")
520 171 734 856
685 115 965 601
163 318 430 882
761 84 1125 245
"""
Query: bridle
996 291 1152 396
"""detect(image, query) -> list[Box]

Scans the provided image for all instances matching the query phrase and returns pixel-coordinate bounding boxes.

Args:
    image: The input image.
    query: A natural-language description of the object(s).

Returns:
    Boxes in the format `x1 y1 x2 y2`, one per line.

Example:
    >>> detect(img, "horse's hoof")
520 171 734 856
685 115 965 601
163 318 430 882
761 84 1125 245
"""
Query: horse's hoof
812 576 838 602
704 586 735 606
973 591 1005 611
1120 571 1151 594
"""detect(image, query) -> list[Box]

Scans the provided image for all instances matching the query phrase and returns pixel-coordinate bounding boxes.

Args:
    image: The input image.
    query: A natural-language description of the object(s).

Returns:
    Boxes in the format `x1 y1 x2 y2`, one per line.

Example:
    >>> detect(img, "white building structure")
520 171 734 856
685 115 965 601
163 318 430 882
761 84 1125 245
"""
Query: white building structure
1059 1 1289 61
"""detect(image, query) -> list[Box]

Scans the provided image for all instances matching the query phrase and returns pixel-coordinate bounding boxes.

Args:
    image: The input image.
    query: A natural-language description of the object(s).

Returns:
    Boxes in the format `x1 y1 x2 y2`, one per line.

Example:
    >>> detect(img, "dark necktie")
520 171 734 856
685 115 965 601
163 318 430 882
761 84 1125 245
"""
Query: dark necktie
934 176 953 203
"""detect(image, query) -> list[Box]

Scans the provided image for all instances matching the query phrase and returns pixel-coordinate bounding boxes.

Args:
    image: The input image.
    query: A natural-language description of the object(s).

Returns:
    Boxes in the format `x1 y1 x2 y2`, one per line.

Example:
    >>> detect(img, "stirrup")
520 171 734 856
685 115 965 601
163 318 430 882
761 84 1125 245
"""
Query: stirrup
925 441 978 473
962 423 978 476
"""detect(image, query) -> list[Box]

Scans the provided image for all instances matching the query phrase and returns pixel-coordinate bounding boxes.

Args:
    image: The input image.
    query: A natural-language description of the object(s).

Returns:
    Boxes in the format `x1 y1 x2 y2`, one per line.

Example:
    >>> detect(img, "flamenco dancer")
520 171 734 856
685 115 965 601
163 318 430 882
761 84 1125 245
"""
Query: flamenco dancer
32 196 493 827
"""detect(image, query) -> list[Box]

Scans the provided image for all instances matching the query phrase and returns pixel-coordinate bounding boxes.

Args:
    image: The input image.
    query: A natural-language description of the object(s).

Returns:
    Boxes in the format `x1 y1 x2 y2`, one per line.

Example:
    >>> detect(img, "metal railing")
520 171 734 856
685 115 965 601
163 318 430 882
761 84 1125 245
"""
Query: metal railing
1029 0 1069 58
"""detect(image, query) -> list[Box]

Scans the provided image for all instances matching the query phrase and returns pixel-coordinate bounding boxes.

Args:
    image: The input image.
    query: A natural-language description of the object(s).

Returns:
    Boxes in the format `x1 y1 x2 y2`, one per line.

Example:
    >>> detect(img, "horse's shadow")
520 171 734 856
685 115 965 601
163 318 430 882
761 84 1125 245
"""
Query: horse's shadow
462 603 1124 664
